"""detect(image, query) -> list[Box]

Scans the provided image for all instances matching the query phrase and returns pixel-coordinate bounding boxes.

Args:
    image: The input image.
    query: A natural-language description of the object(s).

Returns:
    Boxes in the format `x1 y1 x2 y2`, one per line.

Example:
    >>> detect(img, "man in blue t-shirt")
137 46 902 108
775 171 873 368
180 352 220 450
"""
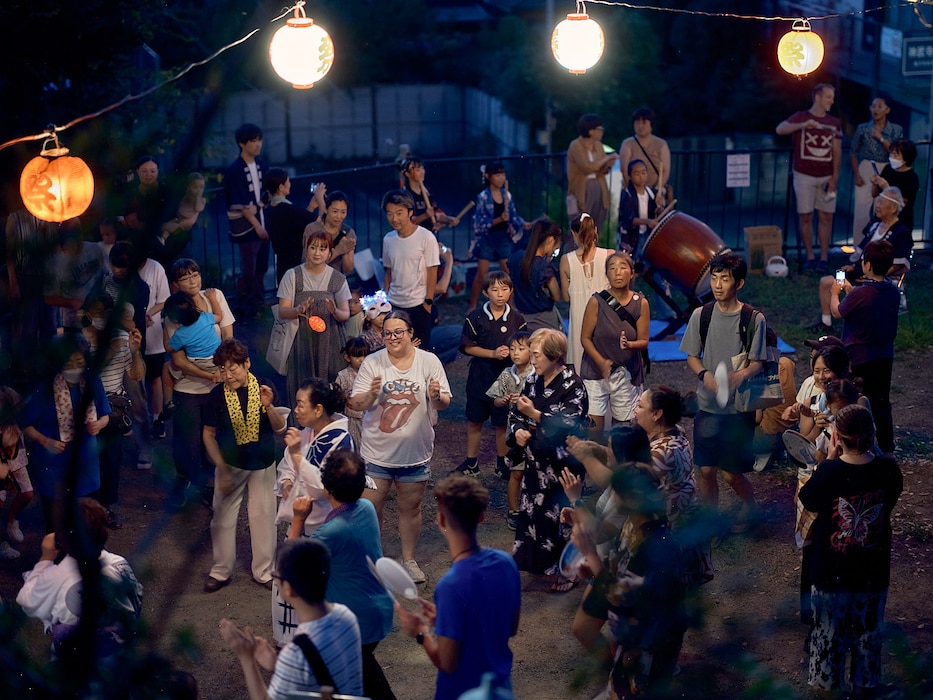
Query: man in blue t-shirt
397 475 521 699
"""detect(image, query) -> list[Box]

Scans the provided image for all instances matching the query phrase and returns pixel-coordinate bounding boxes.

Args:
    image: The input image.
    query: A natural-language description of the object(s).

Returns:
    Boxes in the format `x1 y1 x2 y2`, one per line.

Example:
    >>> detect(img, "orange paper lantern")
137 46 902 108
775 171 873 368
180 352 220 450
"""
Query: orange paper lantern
20 140 94 223
777 20 824 77
308 315 326 332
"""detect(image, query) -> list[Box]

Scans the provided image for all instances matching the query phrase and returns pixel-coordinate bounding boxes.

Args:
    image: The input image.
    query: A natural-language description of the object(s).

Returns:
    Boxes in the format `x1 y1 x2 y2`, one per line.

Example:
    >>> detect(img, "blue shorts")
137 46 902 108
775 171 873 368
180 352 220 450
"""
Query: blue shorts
366 462 431 483
476 231 513 262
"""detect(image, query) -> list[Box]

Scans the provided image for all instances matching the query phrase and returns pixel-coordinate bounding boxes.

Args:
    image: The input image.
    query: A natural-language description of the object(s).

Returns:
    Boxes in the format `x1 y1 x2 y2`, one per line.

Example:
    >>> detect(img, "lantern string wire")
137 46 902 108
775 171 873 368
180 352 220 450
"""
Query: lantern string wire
583 0 896 22
0 1 312 154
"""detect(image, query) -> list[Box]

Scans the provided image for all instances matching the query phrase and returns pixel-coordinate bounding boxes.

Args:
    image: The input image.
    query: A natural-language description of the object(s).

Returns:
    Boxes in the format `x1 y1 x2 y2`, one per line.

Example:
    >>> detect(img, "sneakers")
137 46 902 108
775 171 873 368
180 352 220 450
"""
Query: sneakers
454 459 480 478
151 418 166 440
0 541 20 559
7 520 24 544
802 258 818 272
752 453 772 473
106 509 123 530
494 459 510 481
805 321 833 335
402 559 427 584
161 401 175 420
507 510 519 531
815 260 829 274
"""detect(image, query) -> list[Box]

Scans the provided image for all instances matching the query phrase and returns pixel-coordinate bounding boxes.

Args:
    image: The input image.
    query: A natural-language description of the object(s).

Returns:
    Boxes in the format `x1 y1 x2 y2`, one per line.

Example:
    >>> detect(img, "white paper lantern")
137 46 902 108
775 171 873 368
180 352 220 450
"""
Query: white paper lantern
777 20 824 77
269 15 334 89
551 11 605 74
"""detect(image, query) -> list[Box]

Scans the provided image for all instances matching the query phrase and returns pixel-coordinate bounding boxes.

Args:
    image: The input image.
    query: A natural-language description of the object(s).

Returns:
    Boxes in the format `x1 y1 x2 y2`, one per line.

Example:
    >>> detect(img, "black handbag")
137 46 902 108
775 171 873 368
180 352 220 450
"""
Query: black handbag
107 392 133 431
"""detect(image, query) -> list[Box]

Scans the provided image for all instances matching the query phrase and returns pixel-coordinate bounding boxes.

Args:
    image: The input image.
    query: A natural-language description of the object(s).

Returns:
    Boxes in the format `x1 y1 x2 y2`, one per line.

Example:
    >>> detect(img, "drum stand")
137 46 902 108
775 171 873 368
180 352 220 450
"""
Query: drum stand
640 266 709 340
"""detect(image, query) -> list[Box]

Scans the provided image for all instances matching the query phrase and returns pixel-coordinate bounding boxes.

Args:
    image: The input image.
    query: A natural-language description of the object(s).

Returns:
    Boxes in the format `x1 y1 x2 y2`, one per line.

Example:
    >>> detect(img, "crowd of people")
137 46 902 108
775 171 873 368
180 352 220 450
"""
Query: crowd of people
0 111 910 700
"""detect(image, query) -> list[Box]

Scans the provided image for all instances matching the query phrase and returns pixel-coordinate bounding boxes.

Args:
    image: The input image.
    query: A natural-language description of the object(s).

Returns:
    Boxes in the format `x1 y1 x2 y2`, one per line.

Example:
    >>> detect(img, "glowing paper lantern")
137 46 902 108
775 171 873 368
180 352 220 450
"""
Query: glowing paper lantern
20 139 94 223
777 20 824 77
308 315 326 332
269 9 334 89
551 10 605 74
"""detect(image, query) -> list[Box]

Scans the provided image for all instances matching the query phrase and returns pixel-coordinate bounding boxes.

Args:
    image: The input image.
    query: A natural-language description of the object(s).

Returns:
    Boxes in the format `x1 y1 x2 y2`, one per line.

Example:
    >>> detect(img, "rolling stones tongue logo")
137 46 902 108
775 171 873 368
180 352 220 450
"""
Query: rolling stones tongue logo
379 379 421 433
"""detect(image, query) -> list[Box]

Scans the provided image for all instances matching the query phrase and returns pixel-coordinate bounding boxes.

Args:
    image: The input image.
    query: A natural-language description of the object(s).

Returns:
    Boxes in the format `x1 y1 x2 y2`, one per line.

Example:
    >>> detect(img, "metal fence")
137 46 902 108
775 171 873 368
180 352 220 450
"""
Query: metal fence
190 145 931 294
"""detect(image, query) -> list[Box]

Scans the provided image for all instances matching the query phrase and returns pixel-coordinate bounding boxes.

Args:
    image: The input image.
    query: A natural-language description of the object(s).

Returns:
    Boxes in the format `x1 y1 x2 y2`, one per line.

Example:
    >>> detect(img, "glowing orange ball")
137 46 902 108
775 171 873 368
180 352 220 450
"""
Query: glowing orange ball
551 12 605 74
20 148 94 223
269 17 334 89
308 315 326 332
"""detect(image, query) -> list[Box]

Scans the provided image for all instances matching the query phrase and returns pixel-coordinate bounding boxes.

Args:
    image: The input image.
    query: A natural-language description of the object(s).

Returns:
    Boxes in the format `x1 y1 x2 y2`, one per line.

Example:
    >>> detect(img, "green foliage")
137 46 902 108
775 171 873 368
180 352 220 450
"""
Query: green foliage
739 267 933 353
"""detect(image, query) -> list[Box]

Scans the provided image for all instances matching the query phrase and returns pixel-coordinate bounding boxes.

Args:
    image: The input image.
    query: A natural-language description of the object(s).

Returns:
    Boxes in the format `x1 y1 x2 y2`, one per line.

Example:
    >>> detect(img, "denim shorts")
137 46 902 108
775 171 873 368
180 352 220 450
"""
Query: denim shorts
476 231 514 262
365 461 431 483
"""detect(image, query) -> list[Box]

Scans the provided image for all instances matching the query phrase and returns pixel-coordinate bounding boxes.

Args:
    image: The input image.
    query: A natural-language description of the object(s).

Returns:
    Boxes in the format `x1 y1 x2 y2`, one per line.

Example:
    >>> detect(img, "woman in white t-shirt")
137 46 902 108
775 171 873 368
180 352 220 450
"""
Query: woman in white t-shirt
348 311 451 585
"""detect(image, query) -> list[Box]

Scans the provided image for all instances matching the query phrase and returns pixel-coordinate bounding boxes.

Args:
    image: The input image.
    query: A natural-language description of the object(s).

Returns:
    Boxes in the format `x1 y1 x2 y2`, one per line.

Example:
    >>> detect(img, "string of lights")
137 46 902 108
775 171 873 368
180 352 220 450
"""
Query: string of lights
583 0 896 22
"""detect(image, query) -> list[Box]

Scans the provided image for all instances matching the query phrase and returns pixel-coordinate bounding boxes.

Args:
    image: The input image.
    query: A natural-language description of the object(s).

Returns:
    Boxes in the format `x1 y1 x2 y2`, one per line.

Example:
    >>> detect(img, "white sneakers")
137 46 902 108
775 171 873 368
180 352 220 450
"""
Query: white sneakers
402 559 427 584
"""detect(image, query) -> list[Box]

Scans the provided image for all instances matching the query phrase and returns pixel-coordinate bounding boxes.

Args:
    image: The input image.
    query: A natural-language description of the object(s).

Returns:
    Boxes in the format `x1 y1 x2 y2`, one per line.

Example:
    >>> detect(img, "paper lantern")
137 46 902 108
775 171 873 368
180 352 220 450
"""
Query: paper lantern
20 139 94 223
551 10 605 74
308 315 326 332
269 8 334 89
777 20 824 77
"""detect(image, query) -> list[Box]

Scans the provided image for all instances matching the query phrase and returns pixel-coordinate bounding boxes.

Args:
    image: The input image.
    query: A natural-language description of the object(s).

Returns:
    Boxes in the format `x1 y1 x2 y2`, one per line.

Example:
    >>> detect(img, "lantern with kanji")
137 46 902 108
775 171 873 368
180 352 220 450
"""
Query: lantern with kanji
777 20 824 77
20 137 94 223
551 5 605 74
269 3 334 89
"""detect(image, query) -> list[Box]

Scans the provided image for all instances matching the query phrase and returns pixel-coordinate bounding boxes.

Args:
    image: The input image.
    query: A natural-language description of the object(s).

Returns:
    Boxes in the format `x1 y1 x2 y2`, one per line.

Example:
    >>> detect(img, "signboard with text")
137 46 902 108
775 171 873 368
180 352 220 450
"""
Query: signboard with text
903 37 933 76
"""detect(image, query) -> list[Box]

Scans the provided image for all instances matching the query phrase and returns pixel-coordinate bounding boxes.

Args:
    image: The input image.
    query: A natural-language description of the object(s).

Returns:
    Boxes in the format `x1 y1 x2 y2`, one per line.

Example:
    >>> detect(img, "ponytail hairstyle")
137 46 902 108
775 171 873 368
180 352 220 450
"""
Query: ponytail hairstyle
833 404 875 454
520 218 562 286
571 213 598 256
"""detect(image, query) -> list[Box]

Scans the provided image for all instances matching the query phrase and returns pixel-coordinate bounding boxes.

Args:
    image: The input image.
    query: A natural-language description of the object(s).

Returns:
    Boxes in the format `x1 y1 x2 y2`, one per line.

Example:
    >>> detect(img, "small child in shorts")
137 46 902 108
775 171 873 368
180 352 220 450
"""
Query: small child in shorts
485 330 533 529
0 386 34 559
335 337 370 448
161 290 224 412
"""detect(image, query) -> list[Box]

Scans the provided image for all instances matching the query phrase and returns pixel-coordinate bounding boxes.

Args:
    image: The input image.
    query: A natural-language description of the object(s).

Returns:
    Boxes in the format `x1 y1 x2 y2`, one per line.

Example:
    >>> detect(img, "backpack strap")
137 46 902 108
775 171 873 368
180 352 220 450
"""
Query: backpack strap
292 633 337 693
739 304 756 355
698 302 715 354
597 290 638 328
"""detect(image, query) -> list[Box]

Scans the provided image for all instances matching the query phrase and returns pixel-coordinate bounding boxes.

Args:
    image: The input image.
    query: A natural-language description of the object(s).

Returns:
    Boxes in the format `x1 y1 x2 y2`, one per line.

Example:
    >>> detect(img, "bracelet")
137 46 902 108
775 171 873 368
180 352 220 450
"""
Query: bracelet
697 369 708 382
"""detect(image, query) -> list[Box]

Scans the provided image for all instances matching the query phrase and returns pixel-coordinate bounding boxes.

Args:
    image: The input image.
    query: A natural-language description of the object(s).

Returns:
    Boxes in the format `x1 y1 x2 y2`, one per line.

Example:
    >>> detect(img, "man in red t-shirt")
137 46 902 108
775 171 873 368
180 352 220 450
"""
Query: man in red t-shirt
776 84 842 273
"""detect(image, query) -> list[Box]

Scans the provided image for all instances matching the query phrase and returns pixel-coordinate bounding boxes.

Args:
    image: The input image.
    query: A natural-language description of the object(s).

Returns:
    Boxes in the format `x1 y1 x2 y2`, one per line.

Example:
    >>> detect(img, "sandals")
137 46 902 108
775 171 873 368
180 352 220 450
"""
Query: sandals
550 575 577 593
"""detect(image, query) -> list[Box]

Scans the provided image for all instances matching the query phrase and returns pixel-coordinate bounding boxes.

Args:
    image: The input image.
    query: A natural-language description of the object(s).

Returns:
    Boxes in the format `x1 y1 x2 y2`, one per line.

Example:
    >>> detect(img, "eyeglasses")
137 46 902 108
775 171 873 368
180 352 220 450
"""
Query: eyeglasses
175 272 201 283
382 328 410 339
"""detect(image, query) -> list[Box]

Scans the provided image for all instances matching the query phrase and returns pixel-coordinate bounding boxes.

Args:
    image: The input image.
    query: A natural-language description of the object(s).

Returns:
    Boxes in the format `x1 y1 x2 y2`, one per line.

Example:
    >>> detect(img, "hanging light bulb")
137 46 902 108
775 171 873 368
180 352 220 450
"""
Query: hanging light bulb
19 132 94 223
551 1 605 74
777 19 824 77
269 1 335 89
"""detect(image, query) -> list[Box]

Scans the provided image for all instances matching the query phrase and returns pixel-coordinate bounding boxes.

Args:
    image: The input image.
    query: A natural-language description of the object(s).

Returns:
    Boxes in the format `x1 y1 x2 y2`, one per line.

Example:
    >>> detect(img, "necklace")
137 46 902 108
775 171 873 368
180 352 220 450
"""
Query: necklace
451 545 478 562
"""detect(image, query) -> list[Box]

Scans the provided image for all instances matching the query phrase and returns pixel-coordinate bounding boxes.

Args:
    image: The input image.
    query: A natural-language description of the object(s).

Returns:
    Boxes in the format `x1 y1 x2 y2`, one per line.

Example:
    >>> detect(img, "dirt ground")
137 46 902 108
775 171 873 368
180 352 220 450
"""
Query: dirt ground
1 324 931 699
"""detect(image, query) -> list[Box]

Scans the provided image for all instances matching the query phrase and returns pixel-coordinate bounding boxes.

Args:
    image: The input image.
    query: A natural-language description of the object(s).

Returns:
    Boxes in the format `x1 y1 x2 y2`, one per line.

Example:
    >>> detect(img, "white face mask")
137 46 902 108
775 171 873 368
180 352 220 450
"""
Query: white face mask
62 368 84 383
91 317 107 331
889 157 904 170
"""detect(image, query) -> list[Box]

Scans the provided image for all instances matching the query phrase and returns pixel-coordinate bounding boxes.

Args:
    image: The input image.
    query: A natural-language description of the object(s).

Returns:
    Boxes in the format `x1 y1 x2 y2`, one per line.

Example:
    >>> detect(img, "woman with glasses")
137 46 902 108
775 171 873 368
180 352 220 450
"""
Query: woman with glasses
348 311 452 585
276 229 351 396
164 259 235 505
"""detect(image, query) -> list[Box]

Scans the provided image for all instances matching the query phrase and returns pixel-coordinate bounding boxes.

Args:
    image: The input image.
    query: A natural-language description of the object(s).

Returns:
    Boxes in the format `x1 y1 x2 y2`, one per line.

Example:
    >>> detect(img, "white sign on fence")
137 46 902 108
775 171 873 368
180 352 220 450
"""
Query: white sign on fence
726 153 751 188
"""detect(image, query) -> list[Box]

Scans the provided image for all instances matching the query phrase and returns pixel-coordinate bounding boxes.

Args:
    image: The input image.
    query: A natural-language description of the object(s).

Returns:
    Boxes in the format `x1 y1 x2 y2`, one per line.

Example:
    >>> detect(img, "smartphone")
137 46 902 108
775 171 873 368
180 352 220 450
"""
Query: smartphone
835 269 846 284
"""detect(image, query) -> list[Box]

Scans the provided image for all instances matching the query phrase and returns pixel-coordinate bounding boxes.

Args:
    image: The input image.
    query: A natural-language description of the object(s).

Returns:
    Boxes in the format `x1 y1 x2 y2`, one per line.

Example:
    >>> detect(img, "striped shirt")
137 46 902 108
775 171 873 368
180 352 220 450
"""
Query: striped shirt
267 603 363 699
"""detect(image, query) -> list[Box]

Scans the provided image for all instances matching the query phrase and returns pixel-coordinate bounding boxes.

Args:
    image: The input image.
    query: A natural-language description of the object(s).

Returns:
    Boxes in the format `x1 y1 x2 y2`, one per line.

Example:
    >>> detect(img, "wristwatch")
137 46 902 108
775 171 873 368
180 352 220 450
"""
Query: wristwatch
423 298 433 306
416 631 425 645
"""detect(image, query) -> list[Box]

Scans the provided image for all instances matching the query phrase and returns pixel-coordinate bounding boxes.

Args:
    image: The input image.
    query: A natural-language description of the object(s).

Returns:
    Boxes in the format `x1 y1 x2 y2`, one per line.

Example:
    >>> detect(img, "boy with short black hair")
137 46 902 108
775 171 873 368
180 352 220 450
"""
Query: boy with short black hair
486 330 533 529
224 122 268 317
202 338 287 592
680 253 765 531
220 539 364 698
457 272 526 481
